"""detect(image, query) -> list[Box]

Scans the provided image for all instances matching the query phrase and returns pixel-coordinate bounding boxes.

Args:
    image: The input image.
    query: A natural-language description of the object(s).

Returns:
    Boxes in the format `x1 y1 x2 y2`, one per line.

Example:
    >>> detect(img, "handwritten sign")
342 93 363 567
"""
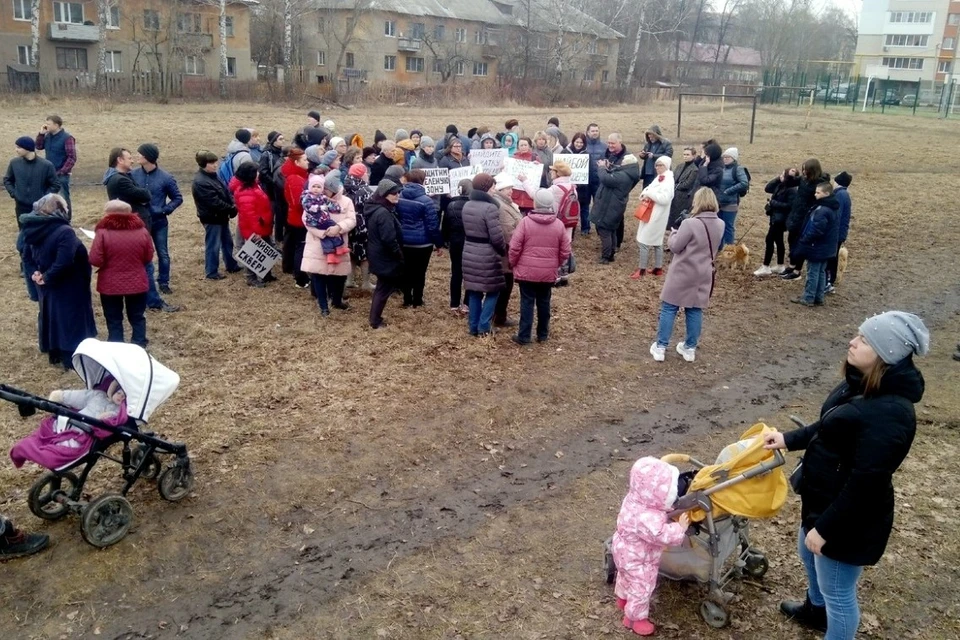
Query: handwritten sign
448 165 482 193
469 149 508 175
234 235 280 279
502 157 542 188
553 154 589 184
423 168 451 196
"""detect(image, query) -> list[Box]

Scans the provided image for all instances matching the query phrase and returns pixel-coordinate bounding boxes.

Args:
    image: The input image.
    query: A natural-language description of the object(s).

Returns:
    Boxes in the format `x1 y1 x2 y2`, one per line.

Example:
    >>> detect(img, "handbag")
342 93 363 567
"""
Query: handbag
697 218 717 298
633 199 654 222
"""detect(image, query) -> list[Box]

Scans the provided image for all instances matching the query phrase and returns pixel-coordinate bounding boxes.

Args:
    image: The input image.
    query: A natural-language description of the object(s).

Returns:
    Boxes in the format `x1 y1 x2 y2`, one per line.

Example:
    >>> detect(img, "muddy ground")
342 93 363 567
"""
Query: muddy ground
0 99 959 639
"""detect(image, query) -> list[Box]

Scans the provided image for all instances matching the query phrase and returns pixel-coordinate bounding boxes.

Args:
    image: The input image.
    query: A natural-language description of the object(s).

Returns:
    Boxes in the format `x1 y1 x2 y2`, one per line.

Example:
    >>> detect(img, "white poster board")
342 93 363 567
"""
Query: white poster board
469 149 508 175
234 235 281 279
448 165 482 193
553 154 589 184
502 157 541 187
423 168 450 196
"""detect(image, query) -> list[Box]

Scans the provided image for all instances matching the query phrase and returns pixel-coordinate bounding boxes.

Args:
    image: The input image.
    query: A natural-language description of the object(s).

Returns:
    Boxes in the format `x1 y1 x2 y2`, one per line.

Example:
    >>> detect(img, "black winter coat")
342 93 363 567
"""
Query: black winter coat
589 162 641 231
787 174 831 234
191 170 237 225
764 176 798 226
365 198 405 280
443 195 468 246
369 154 395 186
696 161 724 200
105 171 152 231
784 358 923 566
4 156 60 209
258 145 284 201
670 160 698 227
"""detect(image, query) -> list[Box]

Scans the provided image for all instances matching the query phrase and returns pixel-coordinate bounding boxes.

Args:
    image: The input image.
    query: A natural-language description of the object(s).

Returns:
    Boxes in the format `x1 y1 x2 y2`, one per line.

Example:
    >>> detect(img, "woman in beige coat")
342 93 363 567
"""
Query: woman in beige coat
492 171 523 327
301 171 357 316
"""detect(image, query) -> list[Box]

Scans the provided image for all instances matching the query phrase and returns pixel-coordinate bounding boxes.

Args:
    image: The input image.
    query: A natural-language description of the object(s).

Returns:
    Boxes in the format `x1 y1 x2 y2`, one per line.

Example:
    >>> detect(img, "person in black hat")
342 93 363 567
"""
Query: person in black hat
4 136 60 226
365 179 404 328
826 171 852 293
307 110 321 127
132 143 182 311
259 130 288 242
373 129 387 150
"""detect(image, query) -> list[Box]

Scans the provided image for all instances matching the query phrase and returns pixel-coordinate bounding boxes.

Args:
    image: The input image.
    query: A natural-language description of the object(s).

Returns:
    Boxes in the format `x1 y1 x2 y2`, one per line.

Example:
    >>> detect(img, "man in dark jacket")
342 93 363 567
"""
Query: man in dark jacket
4 136 60 226
790 183 839 306
583 123 606 235
590 154 641 263
192 150 240 280
105 148 152 231
259 131 287 242
34 115 76 214
600 133 629 249
640 125 673 188
133 144 182 311
365 180 404 328
369 140 397 186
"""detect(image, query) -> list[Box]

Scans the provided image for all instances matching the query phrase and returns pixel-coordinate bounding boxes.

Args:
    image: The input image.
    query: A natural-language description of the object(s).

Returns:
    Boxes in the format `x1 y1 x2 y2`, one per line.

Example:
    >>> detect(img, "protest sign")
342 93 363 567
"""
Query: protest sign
234 235 281 279
423 168 451 196
553 154 589 184
502 157 542 187
448 165 481 193
469 149 507 175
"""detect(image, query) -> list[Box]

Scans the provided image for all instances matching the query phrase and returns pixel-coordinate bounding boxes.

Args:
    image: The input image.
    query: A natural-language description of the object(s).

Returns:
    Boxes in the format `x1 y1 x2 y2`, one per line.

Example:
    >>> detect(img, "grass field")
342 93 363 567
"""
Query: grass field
1 97 959 639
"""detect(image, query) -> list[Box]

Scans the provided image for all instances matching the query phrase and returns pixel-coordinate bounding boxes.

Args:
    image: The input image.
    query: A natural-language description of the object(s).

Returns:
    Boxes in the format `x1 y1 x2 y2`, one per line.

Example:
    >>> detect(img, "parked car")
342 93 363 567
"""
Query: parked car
880 91 901 106
901 94 918 106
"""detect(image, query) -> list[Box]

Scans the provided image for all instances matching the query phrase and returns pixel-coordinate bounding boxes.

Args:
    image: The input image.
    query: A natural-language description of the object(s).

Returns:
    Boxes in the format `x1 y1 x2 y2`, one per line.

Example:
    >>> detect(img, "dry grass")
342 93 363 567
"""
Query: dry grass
0 99 959 639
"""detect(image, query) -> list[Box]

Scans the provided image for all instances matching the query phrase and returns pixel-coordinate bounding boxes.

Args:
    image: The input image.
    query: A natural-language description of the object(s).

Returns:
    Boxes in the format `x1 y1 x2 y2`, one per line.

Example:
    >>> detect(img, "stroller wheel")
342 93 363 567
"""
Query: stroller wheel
158 464 194 502
130 445 162 480
28 471 80 521
700 600 730 629
743 552 769 579
80 494 134 548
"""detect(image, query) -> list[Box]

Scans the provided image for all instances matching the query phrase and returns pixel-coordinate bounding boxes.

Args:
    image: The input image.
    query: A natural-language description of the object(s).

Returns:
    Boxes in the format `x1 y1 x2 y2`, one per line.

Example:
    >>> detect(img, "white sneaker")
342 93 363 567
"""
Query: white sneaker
676 342 696 362
774 264 786 274
650 342 666 362
753 265 773 277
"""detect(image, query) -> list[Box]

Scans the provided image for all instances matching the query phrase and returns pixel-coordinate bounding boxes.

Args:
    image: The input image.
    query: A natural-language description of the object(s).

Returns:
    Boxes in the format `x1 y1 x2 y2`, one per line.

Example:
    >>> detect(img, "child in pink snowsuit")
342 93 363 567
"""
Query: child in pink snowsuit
612 456 690 636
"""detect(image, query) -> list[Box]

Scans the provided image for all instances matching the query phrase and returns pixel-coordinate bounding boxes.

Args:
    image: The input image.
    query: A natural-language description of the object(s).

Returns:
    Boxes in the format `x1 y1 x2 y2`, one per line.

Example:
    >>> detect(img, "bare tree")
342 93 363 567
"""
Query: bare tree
30 0 40 67
219 0 228 97
419 34 468 84
97 0 109 90
283 0 293 92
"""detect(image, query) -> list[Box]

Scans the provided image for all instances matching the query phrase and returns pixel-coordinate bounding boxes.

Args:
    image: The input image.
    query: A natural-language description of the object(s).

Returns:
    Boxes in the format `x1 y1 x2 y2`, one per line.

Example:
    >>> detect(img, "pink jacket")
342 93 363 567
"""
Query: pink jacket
301 192 357 276
508 211 571 283
611 457 687 622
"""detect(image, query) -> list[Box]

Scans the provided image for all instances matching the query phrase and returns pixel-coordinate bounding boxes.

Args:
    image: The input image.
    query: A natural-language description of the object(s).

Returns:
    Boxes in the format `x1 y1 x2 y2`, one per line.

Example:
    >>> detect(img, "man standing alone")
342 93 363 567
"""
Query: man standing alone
133 143 183 308
35 115 77 214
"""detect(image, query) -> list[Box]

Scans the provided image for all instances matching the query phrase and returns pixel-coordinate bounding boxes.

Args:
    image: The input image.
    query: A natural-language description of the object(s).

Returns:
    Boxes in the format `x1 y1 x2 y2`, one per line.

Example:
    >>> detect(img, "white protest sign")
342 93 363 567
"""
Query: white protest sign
423 168 450 196
502 157 542 188
553 154 589 184
448 165 481 193
469 149 508 175
234 235 281 279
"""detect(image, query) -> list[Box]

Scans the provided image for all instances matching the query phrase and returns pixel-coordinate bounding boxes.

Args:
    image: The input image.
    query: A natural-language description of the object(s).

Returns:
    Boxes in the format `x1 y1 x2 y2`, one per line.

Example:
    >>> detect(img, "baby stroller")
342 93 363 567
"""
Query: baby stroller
1 338 193 548
604 423 787 629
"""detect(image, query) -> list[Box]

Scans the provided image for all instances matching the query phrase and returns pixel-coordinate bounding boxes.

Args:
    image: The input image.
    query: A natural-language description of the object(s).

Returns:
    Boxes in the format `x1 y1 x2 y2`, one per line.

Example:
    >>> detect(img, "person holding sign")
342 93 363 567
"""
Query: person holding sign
510 138 540 214
396 170 442 308
229 162 274 288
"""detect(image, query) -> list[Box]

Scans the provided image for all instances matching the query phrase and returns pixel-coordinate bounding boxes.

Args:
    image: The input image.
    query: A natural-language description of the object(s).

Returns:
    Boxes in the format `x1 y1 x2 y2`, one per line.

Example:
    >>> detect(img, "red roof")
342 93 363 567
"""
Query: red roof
677 41 762 68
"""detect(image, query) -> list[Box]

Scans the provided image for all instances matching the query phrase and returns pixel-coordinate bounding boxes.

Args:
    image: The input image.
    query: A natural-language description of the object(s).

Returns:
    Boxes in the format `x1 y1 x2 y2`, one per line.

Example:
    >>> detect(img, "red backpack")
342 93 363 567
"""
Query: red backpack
555 184 580 229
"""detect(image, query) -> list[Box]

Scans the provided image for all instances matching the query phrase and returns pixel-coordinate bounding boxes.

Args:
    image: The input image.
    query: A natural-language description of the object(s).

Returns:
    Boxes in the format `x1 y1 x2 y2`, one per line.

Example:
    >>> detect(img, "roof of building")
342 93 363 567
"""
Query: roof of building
491 0 623 39
677 41 762 67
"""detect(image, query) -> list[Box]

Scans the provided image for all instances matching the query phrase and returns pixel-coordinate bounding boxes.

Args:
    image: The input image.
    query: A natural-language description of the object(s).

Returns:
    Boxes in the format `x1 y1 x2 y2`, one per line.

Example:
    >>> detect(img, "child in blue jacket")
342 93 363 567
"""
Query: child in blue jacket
790 182 839 307
826 171 852 291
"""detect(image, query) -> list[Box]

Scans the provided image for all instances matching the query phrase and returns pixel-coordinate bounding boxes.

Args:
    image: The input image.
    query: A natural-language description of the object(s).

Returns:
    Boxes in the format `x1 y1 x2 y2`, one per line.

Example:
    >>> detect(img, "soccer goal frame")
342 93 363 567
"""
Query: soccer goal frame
677 92 758 144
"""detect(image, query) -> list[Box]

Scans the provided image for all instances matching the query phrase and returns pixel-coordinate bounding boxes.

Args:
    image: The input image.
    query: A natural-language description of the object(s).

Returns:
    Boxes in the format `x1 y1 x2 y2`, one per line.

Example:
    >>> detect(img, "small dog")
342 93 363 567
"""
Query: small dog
717 243 750 270
834 246 849 285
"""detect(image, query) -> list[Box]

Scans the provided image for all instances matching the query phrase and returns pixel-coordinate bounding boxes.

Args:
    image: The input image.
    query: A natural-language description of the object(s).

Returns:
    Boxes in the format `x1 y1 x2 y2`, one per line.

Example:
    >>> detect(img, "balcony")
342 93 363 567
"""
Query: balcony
397 37 422 52
175 32 214 52
48 22 99 43
482 42 501 59
587 51 608 62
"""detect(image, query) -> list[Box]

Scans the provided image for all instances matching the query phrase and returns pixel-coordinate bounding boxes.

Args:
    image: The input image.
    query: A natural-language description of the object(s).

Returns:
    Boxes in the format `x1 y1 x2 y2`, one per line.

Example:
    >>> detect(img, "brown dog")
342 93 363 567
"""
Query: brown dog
834 246 848 284
717 243 750 270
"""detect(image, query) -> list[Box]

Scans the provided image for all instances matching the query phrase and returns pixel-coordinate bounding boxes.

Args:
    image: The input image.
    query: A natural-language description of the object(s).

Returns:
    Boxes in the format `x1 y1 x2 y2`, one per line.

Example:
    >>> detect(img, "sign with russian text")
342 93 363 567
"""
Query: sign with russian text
553 153 589 184
234 235 280 279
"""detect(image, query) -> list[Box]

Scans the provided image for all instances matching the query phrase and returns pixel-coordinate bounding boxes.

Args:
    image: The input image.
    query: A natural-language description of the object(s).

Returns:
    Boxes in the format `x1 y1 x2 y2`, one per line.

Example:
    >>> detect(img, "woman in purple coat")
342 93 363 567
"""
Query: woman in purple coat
650 187 724 364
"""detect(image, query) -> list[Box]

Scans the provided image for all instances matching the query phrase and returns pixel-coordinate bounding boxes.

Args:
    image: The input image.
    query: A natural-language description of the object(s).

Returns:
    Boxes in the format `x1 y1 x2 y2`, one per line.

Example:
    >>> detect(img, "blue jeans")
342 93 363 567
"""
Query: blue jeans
204 223 238 277
798 527 863 640
655 301 703 349
466 289 499 335
151 223 171 287
59 174 71 215
145 262 164 308
802 260 828 303
718 209 737 249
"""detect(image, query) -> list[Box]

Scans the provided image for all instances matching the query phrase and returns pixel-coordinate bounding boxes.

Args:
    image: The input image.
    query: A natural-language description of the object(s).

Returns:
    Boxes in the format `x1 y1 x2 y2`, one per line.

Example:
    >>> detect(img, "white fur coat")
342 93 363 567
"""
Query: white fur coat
635 171 675 246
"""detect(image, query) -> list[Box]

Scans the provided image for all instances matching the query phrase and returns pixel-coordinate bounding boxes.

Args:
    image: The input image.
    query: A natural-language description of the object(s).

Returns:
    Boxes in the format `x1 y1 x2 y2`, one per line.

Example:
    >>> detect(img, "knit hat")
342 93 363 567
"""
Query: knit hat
324 170 343 193
137 143 160 164
550 161 572 177
15 136 35 152
859 311 930 365
654 156 672 170
308 174 325 189
722 147 739 162
547 117 560 127
348 163 367 178
505 119 519 130
445 124 459 135
621 154 639 166
384 165 405 181
362 146 378 159
472 173 495 193
375 179 402 197
235 129 252 145
307 110 321 122
493 172 514 192
374 129 387 145
395 128 409 141
329 136 345 150
835 171 852 188
533 189 554 210
320 150 339 167
545 126 562 140
267 131 282 146
420 135 435 148
323 119 336 131
467 127 478 139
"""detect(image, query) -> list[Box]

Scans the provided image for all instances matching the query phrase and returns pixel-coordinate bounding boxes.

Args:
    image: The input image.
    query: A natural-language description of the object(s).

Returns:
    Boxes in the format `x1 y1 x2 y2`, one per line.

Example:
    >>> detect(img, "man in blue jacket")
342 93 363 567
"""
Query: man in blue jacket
583 123 607 235
133 144 182 311
35 115 76 214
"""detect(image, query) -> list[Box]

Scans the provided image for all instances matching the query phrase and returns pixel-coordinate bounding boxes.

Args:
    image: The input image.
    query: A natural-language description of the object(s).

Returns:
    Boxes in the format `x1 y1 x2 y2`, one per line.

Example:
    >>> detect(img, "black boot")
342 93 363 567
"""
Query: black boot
0 521 50 561
780 596 828 633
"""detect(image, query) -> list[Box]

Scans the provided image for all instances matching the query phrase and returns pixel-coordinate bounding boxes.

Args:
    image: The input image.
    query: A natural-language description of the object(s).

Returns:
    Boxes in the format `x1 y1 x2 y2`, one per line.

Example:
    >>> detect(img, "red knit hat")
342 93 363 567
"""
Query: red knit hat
348 163 367 178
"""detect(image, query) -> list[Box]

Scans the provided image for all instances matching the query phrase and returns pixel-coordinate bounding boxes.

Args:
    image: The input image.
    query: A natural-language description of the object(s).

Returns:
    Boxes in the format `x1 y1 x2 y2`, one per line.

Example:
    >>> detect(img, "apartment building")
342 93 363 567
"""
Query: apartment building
856 0 959 88
307 0 621 87
1 0 255 81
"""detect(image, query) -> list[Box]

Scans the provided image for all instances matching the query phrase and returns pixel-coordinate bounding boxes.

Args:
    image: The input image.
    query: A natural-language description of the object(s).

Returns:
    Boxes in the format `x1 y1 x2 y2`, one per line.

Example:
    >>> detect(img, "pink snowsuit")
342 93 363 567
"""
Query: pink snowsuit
612 457 688 623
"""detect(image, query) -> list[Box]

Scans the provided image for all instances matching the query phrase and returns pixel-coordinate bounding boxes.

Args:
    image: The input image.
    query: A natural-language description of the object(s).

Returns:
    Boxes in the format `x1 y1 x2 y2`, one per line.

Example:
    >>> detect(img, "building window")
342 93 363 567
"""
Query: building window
455 28 466 43
432 58 442 73
318 18 326 33
472 61 488 76
888 11 932 24
55 46 87 70
345 52 354 67
384 55 396 71
882 56 924 69
104 50 121 72
384 20 396 37
584 68 595 81
13 0 31 21
475 30 486 45
944 38 955 50
177 12 202 33
939 60 953 73
456 60 465 76
410 23 425 39
184 55 204 75
225 16 234 38
602 69 609 83
17 44 32 65
537 35 547 49
885 34 929 47
950 14 960 26
53 1 84 24
405 56 424 73
317 50 326 66
434 24 444 41
226 57 236 76
144 9 160 31
587 40 598 54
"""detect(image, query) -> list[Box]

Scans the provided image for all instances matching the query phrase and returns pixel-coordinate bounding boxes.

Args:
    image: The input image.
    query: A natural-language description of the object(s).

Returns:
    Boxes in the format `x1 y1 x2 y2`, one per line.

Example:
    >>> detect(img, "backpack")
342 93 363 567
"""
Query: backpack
556 184 580 228
217 151 239 185
738 165 752 197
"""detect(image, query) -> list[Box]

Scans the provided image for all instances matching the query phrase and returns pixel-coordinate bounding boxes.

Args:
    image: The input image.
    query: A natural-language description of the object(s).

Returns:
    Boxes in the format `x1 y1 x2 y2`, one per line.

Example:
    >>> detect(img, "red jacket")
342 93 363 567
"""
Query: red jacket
229 177 273 240
282 159 309 228
88 213 154 295
511 150 540 211
508 211 571 283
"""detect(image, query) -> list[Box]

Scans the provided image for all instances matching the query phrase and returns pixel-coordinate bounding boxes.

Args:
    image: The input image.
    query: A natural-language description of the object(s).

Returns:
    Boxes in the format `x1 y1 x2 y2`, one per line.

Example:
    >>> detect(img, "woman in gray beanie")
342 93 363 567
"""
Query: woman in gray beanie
763 310 929 640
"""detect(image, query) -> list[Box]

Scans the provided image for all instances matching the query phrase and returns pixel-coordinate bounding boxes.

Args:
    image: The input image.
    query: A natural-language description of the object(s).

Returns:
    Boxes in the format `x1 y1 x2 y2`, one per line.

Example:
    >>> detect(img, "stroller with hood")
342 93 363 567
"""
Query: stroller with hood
604 424 787 629
2 339 193 548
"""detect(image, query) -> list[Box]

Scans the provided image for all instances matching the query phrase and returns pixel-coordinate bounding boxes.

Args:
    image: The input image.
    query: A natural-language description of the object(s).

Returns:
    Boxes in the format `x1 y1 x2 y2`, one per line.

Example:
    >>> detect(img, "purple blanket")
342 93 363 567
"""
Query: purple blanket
10 402 128 471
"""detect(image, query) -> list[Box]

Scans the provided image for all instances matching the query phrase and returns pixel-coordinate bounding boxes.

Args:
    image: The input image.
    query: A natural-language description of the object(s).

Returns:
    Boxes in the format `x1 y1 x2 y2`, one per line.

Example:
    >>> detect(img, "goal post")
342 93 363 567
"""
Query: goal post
677 92 758 144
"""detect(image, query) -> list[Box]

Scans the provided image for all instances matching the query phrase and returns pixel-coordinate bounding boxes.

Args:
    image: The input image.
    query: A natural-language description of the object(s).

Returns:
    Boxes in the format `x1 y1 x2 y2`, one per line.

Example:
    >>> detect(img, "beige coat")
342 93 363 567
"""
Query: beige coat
494 191 522 273
301 192 357 276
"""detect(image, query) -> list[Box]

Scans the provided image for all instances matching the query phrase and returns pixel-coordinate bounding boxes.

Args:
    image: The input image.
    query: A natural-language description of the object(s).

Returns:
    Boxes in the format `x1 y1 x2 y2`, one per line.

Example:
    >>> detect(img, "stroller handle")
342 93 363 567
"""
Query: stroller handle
789 415 807 428
0 384 128 433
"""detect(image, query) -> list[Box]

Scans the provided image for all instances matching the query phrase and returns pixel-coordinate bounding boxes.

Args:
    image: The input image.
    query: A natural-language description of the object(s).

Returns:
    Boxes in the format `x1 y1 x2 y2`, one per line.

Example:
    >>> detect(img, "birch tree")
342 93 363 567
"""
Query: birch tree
219 0 228 97
30 0 40 67
96 0 110 90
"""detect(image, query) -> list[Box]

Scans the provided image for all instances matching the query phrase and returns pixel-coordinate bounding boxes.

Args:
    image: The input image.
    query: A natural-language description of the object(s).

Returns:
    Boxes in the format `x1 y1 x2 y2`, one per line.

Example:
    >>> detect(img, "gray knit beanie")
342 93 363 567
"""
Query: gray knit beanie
420 135 435 148
384 165 405 181
859 311 930 365
395 128 409 141
324 170 342 194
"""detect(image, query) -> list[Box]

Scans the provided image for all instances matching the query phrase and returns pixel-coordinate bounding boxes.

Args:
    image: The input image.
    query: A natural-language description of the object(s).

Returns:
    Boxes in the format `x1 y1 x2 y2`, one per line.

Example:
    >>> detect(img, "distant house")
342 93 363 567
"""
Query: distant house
676 41 763 84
